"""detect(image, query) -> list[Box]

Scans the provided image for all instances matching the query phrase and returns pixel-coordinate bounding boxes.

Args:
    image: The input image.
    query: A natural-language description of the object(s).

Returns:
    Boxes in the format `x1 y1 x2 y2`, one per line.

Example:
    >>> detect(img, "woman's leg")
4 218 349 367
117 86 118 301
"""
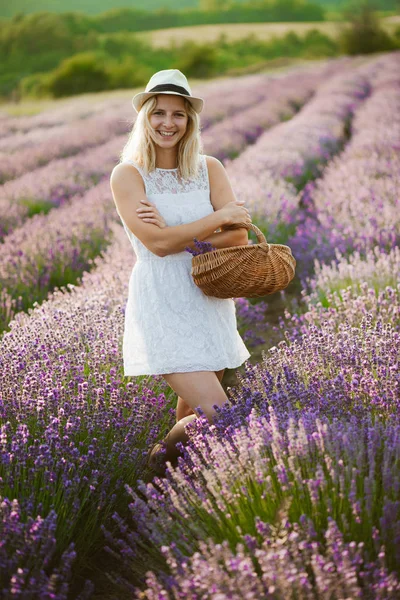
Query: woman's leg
161 370 228 464
175 369 225 422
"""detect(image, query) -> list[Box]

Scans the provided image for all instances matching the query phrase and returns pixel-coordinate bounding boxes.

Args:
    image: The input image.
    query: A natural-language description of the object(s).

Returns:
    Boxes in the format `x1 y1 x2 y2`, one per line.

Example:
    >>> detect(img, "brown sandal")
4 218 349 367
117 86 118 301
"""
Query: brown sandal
146 441 168 476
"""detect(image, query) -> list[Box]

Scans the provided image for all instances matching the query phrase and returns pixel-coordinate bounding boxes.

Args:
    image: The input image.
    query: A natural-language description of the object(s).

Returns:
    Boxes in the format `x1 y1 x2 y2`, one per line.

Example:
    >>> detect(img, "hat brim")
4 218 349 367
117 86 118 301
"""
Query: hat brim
132 90 204 114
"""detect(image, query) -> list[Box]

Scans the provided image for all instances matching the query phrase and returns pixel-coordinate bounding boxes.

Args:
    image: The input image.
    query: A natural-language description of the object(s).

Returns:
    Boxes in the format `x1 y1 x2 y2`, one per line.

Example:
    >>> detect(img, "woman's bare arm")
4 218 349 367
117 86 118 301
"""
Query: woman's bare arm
110 163 249 257
199 227 248 250
205 155 249 247
135 197 247 252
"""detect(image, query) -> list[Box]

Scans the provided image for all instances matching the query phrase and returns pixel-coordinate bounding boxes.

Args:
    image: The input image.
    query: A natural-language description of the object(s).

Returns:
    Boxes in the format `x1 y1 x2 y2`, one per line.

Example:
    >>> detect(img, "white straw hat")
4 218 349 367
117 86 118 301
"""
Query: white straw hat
132 69 204 114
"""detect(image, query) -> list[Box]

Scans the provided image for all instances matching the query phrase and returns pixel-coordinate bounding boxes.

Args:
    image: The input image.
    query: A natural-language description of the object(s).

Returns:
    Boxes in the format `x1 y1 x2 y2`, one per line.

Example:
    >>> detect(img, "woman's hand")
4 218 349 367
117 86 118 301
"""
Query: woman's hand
218 199 251 227
136 198 167 228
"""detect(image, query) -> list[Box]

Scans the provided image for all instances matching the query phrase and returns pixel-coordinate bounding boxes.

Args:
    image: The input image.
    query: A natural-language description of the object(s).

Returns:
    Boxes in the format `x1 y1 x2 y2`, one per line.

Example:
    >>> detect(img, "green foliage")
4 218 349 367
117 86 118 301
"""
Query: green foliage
211 28 339 72
12 25 343 100
338 2 397 54
18 50 153 99
200 0 233 8
0 0 325 19
18 72 52 98
195 0 325 21
301 27 339 57
46 52 111 97
1 12 75 57
1 1 398 100
19 197 56 217
106 57 151 90
175 43 219 78
0 1 331 97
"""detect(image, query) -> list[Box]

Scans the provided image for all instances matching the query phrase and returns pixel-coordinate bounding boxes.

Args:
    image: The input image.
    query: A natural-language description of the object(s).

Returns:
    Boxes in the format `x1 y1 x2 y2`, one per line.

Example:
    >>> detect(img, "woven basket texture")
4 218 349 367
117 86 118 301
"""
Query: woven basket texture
191 222 296 299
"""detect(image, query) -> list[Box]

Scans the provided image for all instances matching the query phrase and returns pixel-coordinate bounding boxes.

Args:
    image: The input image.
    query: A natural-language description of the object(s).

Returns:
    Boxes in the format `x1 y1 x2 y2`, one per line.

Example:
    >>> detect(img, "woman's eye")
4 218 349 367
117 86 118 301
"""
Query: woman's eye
153 112 185 116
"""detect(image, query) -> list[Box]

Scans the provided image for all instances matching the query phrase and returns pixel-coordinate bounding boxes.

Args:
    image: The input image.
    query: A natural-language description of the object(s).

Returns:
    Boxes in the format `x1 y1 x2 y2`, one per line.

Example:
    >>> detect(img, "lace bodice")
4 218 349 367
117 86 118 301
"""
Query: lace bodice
124 155 209 195
118 154 214 261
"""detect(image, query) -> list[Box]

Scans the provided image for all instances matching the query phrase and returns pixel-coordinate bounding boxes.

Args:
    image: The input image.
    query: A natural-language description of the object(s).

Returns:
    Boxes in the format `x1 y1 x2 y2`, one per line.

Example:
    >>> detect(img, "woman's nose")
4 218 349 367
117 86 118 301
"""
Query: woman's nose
162 115 174 127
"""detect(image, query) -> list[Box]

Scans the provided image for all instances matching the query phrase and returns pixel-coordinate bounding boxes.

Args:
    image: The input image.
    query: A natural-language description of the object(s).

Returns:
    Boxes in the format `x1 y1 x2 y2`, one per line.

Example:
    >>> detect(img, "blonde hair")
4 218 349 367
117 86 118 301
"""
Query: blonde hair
120 95 203 180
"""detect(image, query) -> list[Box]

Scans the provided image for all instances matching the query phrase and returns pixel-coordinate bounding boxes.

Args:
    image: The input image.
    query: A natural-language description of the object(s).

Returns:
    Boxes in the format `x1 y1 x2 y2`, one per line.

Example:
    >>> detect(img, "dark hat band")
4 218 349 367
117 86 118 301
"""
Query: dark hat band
148 83 190 96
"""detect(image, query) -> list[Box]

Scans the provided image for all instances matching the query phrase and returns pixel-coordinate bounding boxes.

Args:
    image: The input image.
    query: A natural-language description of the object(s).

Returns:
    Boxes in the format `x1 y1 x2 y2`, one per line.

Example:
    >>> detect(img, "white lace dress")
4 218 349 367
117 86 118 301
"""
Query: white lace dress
117 153 251 376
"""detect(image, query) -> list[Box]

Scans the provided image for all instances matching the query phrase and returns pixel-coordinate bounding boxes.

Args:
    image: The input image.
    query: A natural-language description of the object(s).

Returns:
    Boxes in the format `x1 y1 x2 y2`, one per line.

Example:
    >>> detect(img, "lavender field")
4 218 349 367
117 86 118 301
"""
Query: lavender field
0 53 399 599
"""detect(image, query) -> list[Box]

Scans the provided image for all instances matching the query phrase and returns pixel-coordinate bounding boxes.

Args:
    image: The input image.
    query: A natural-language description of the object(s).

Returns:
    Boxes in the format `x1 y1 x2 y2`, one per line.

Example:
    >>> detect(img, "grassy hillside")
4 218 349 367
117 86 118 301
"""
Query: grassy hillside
0 7 398 102
0 0 399 18
137 15 400 46
138 20 341 47
0 2 326 98
0 0 319 18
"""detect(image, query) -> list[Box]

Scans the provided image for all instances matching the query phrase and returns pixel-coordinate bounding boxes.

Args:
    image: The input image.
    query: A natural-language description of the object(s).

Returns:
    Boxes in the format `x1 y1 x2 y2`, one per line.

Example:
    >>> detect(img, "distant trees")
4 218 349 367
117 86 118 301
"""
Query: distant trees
199 0 233 9
338 2 396 54
1 0 399 18
194 0 325 23
1 1 399 100
46 53 110 97
15 28 342 99
0 0 326 97
175 43 219 77
19 52 152 98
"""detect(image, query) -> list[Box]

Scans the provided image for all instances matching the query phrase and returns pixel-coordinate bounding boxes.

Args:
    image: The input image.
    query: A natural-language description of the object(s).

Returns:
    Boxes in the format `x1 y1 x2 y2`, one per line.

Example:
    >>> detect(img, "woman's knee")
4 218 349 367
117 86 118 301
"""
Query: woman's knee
163 371 228 422
176 396 195 422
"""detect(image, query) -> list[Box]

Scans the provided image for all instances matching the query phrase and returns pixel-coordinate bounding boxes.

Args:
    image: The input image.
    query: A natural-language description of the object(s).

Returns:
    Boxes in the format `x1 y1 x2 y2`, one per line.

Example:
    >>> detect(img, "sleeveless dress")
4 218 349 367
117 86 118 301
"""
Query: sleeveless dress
117 153 251 376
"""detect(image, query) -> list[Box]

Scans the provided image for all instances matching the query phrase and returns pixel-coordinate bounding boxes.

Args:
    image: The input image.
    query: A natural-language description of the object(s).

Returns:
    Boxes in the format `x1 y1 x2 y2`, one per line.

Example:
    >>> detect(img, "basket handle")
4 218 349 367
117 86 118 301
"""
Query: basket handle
223 222 267 244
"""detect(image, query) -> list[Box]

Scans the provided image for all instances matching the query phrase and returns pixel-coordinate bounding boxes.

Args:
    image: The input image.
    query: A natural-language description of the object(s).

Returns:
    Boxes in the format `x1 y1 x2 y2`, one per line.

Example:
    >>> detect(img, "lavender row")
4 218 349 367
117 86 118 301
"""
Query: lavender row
0 70 327 327
107 407 400 597
0 63 338 240
0 180 119 329
2 242 397 595
138 519 399 599
311 53 400 254
202 65 336 163
224 59 382 225
0 108 132 185
0 72 270 141
0 226 179 595
0 80 286 238
0 72 317 327
279 249 400 363
0 72 288 184
99 278 400 595
0 498 88 600
309 245 400 307
0 204 271 594
0 134 124 240
287 52 400 280
0 97 133 153
104 249 400 595
0 93 134 139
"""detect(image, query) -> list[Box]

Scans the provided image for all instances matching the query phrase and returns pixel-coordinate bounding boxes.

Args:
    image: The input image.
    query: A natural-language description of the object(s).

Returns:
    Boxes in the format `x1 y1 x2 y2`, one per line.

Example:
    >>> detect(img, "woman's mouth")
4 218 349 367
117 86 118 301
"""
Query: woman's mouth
157 131 177 138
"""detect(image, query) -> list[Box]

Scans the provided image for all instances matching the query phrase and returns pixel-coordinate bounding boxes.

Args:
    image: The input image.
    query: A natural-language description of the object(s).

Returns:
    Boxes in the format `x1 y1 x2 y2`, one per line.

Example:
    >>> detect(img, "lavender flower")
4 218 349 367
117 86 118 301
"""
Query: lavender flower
185 238 217 256
105 409 400 597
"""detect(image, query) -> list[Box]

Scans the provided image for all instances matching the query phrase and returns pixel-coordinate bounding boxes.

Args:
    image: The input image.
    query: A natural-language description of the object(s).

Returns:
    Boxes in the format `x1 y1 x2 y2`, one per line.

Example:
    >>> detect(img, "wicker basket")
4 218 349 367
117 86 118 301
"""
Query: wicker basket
191 222 296 299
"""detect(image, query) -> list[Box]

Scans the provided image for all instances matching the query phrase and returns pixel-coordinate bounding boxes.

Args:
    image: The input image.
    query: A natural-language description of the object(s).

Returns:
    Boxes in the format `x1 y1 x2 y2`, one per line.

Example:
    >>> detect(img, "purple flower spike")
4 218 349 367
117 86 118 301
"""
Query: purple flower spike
185 238 217 256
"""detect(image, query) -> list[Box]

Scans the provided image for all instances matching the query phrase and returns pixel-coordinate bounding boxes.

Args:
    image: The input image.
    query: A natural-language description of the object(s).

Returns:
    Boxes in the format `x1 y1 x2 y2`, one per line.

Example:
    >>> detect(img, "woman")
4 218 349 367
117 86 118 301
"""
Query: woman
110 69 252 473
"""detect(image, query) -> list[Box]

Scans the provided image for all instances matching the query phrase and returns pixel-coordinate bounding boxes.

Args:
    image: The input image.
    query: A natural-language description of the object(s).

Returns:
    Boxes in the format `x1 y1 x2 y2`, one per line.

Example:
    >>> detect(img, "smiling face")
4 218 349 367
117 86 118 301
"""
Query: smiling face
148 95 189 148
